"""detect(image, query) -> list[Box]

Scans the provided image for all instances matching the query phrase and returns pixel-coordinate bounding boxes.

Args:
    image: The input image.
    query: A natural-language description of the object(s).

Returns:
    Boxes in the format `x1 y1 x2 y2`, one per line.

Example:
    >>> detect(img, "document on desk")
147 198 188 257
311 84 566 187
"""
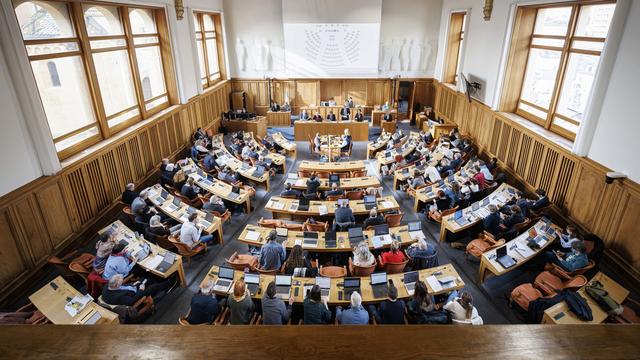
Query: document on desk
65 294 93 318
295 239 302 246
295 179 305 187
318 205 328 216
426 275 443 293
380 201 394 209
146 254 164 269
271 202 285 210
514 242 535 258
246 231 261 241
372 237 383 249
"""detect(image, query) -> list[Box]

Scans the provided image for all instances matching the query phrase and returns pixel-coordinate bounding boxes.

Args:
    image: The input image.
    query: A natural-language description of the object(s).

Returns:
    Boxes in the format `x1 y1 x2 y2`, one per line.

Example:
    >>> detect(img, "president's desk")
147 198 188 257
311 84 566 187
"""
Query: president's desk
294 120 369 141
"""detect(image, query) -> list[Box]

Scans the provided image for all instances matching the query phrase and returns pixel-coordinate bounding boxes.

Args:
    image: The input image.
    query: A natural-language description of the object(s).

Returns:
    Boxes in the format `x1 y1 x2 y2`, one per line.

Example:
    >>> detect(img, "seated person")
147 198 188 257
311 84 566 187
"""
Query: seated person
130 190 150 216
354 109 364 121
424 165 442 184
281 101 291 112
270 102 281 112
473 165 486 189
102 274 173 307
380 240 406 265
340 106 350 120
146 215 170 239
440 153 463 174
262 281 294 325
303 285 331 324
160 163 176 187
554 224 581 253
421 131 434 145
444 182 461 207
187 280 220 324
180 213 214 248
406 239 436 269
383 111 393 121
259 230 286 271
313 133 322 152
427 190 452 222
486 157 498 172
102 243 136 280
362 208 385 229
312 112 323 122
482 204 502 237
522 188 549 215
255 155 272 174
460 179 480 202
93 229 117 271
406 281 444 324
540 241 589 272
226 279 255 325
335 201 355 226
121 183 138 206
283 245 317 277
281 183 301 198
327 110 337 121
336 291 369 325
406 169 426 193
352 241 375 267
181 177 200 201
340 129 352 152
367 282 405 324
202 196 226 214
299 109 310 121
444 290 483 325
306 175 321 195
203 150 217 172
499 205 525 231
324 182 344 198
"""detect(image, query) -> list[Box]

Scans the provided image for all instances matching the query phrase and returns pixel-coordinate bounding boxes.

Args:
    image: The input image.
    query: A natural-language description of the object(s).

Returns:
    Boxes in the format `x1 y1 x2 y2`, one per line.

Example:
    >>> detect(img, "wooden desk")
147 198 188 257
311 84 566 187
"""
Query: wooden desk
146 185 224 244
542 272 630 324
298 160 366 174
100 221 187 287
416 113 428 131
366 134 392 159
238 224 418 252
439 183 519 243
242 132 286 173
391 149 447 190
225 117 267 139
429 123 457 139
411 160 475 211
202 264 464 304
372 109 396 127
181 159 252 213
375 132 420 173
265 195 400 220
28 277 119 325
294 121 369 141
478 219 560 282
210 134 271 191
288 175 379 191
271 132 296 158
266 111 291 127
382 120 397 133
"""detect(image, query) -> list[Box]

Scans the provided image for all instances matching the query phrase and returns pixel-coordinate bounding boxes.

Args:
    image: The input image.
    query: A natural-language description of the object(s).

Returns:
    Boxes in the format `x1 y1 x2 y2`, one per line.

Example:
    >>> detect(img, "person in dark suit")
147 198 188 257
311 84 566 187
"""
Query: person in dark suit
187 280 220 324
362 209 385 229
324 183 343 198
500 205 525 231
306 175 321 195
281 183 302 198
483 204 501 236
181 177 200 201
146 215 170 239
530 189 549 211
340 106 350 120
367 282 405 324
299 110 310 121
354 109 364 121
383 112 393 121
121 183 138 206
327 110 337 121
312 112 323 122
335 201 355 225
202 196 226 214
102 274 173 307
346 97 354 108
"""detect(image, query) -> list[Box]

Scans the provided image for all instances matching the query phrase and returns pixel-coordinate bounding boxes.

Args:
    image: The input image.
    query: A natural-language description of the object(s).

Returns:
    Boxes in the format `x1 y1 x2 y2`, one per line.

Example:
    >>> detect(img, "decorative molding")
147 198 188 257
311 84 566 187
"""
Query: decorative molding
483 0 493 21
175 0 184 20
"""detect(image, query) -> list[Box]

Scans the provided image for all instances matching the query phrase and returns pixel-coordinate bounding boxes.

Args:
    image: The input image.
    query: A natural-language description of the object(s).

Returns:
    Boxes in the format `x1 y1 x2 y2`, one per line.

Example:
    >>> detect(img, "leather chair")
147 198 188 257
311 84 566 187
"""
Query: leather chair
316 171 330 179
428 206 459 223
212 210 231 224
122 206 136 222
545 260 596 277
258 217 284 228
345 190 364 200
466 231 505 259
225 251 258 271
304 220 328 232
351 170 367 178
98 295 154 324
298 170 312 178
319 265 347 278
168 235 207 265
384 211 404 227
0 303 49 325
378 255 408 274
178 309 210 326
256 267 278 275
404 249 438 270
326 194 344 201
348 257 377 276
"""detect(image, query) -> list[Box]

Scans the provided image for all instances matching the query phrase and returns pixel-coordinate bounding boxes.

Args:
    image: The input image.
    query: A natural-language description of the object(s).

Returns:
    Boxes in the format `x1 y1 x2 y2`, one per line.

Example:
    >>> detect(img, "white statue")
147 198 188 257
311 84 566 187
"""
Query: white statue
409 39 423 70
254 40 265 71
265 40 273 71
400 38 410 71
389 39 402 71
421 40 433 71
235 39 247 72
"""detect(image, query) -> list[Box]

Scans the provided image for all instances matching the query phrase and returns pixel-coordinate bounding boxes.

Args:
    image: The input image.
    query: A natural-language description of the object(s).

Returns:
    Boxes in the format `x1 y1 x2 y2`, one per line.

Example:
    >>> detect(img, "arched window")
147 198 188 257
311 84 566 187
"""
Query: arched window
47 61 61 86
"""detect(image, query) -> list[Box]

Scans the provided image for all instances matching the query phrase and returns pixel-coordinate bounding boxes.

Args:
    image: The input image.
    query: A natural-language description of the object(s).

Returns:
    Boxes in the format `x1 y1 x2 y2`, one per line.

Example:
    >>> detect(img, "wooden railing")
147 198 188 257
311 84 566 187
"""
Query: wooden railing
434 81 640 277
0 81 230 305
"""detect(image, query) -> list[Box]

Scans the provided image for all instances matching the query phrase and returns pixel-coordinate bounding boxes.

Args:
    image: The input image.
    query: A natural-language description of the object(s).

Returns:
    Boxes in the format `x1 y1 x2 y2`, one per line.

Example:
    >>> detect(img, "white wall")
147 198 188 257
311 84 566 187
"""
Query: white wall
588 0 640 183
223 0 443 78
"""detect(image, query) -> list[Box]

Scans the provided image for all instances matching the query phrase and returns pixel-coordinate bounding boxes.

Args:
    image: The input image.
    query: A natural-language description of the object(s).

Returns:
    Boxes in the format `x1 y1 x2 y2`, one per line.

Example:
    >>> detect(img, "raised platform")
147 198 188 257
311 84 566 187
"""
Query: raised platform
294 121 369 141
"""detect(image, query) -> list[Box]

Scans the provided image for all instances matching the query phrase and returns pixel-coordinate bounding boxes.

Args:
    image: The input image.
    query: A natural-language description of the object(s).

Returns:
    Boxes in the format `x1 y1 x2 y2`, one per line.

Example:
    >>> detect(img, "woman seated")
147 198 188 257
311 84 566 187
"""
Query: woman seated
93 229 117 271
352 241 376 267
226 278 255 325
406 281 449 324
303 285 331 324
444 290 483 325
380 240 406 265
283 245 318 277
427 190 453 222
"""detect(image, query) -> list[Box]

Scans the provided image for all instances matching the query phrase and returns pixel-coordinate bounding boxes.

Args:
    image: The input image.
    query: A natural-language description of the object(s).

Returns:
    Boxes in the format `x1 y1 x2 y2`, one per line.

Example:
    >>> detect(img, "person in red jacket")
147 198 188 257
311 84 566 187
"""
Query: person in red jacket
472 165 486 189
381 240 406 264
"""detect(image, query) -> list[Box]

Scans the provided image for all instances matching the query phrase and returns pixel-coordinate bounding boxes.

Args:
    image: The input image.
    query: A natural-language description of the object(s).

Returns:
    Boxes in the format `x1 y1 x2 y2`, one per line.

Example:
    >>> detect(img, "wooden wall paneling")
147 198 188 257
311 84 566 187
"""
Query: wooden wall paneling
342 79 367 106
35 182 74 249
366 80 390 106
320 80 342 103
551 155 575 211
412 80 434 110
13 196 53 265
609 189 640 270
295 80 319 107
0 207 30 292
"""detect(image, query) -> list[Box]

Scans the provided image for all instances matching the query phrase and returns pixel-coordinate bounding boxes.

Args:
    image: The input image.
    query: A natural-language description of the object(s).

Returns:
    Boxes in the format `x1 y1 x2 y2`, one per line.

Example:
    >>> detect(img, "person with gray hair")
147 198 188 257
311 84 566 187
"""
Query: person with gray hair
324 182 343 198
130 189 149 215
146 214 170 240
407 239 437 270
483 204 502 236
336 291 369 324
202 195 226 214
352 241 375 267
186 279 221 324
362 208 385 229
121 183 138 205
101 273 174 307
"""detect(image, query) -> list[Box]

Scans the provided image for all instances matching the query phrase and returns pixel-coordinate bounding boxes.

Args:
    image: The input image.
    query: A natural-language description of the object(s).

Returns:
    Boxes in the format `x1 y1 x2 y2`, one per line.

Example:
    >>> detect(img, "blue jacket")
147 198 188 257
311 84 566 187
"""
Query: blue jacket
259 241 286 270
337 305 369 324
187 293 220 324
559 252 589 272
335 207 355 224
483 212 501 236
102 254 135 280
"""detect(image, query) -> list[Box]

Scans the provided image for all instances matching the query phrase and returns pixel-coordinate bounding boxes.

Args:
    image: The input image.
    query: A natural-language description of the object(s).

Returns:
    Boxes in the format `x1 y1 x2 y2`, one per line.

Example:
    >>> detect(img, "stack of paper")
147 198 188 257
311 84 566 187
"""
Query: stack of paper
381 201 394 209
318 205 328 215
245 231 261 241
145 254 164 269
65 294 93 317
425 275 442 292
271 202 285 210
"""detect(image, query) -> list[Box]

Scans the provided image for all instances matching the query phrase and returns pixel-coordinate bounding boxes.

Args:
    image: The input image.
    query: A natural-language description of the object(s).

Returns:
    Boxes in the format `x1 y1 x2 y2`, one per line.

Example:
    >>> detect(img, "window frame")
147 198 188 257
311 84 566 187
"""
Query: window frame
193 11 226 89
13 0 176 160
513 1 615 141
443 11 467 85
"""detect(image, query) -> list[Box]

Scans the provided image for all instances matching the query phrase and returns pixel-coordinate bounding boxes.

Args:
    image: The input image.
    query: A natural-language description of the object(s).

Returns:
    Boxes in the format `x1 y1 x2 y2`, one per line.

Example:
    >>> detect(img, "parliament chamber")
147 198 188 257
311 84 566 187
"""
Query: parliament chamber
0 0 639 358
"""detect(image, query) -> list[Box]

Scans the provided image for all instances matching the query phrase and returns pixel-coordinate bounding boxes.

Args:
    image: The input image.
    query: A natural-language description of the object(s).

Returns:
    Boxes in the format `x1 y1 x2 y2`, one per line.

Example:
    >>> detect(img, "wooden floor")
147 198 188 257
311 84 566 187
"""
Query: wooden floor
1 325 639 359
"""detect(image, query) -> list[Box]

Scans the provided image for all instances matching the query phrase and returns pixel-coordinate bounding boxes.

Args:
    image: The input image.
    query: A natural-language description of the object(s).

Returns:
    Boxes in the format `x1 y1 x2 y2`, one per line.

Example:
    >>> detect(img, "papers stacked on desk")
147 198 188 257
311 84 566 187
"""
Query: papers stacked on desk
64 294 93 317
380 201 394 209
514 242 535 258
246 231 261 242
426 276 443 292
318 205 328 215
289 201 299 212
145 254 164 269
295 179 305 187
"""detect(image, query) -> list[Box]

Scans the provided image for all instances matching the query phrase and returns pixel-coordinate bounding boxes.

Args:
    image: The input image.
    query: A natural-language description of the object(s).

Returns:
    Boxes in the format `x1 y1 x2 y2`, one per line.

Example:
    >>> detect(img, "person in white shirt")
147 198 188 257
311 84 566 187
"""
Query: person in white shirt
440 144 454 160
180 213 213 248
241 145 252 160
444 291 483 325
352 241 375 267
424 165 442 183
479 164 494 182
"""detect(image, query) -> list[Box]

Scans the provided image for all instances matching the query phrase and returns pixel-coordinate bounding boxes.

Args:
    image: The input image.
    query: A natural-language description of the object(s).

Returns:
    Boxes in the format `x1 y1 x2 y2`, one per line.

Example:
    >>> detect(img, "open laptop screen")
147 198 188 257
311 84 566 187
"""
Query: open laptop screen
275 275 292 286
218 266 235 280
344 278 360 288
370 272 387 285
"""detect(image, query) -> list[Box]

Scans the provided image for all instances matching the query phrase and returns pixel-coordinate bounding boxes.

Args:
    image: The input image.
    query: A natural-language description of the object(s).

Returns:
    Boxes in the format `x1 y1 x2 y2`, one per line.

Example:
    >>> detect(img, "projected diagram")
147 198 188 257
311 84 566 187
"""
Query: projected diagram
284 23 379 76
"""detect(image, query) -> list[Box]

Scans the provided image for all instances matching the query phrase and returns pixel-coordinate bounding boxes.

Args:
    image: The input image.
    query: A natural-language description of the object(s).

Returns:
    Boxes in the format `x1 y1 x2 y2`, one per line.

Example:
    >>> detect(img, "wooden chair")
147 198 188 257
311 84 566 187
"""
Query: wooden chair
345 190 364 200
378 255 409 274
168 235 207 265
336 172 351 179
4 303 49 325
256 267 278 275
545 260 596 277
384 211 404 227
429 206 459 223
319 265 347 278
304 220 329 232
316 171 330 179
326 194 344 201
298 170 312 178
348 257 377 276
533 271 588 295
212 210 231 224
122 206 136 222
351 170 367 178
174 192 202 209
48 251 92 282
465 231 505 259
225 251 258 271
155 235 177 251
258 217 284 228
404 249 439 270
98 295 154 324
530 205 552 219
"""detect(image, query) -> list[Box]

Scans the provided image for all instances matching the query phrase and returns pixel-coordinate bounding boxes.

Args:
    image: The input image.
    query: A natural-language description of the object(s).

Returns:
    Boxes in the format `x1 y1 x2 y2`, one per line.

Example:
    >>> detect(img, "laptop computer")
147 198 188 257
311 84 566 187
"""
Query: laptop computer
403 271 419 295
166 196 181 212
364 195 376 210
275 227 288 243
253 166 266 177
348 227 364 246
373 224 392 245
329 174 340 186
201 212 214 228
240 162 250 171
495 245 516 269
274 275 292 300
244 273 260 296
155 252 176 273
408 221 424 239
315 276 331 298
227 186 241 200
133 242 151 261
343 277 361 299
370 272 388 299
337 198 349 207
384 151 392 161
324 231 337 248
298 198 310 211
303 231 318 248
213 266 235 293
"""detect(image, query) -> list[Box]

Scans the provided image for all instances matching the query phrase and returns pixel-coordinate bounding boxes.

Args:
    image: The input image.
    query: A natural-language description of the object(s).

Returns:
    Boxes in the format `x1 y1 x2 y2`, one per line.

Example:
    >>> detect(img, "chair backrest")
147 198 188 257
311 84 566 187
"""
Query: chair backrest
326 194 344 201
406 249 439 270
337 172 351 179
380 256 409 274
441 206 459 217
298 170 312 178
346 190 364 200
48 256 75 278
351 170 367 178
258 217 283 228
316 171 330 179
385 212 404 227
319 265 347 278
305 221 328 232
155 235 176 251
512 218 532 232
349 257 377 276
168 236 198 256
256 267 278 275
